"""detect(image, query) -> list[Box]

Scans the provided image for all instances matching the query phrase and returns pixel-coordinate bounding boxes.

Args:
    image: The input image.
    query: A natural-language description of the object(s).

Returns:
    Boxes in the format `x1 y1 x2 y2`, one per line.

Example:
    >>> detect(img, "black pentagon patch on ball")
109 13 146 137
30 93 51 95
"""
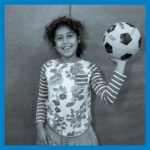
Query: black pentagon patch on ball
139 36 142 48
107 25 116 33
120 33 132 45
125 22 135 28
103 35 106 42
121 53 132 60
105 43 113 53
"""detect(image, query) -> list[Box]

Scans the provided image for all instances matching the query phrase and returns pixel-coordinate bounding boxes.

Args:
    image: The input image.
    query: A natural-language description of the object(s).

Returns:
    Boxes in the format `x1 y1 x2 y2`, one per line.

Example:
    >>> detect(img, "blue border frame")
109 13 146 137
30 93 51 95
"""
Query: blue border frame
2 0 148 149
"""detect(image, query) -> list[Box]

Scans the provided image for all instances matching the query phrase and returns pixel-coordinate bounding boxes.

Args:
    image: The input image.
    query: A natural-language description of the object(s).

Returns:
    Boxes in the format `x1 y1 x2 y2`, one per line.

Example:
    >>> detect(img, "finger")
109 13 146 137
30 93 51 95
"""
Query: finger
43 140 48 145
46 135 52 142
36 141 41 145
46 135 52 145
48 140 52 145
109 57 116 64
36 142 40 145
48 140 53 145
109 57 115 61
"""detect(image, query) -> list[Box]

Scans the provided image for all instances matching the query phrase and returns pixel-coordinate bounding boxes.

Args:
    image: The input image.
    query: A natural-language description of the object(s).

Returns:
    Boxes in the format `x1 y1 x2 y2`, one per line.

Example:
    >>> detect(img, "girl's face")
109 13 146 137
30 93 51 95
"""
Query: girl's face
54 26 80 59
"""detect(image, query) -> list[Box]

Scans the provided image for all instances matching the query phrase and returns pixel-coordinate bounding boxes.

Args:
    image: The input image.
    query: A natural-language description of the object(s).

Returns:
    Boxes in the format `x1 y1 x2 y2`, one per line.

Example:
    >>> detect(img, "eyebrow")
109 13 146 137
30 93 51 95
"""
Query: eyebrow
55 32 75 38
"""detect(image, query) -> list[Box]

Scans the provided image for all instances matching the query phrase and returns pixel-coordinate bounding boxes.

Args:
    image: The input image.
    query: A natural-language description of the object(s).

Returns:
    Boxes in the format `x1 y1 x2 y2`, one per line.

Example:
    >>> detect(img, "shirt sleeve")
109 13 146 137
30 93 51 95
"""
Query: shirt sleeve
35 64 48 124
90 62 127 104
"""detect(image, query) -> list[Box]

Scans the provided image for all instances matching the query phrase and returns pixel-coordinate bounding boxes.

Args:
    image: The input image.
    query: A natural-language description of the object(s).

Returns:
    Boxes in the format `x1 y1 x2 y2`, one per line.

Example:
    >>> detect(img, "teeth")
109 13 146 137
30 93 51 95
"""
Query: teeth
64 47 70 50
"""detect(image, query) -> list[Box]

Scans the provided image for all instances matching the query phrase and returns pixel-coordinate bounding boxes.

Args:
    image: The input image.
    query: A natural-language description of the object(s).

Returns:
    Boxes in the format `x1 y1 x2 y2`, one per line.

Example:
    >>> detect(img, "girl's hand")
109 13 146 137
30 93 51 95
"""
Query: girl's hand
109 57 127 74
36 123 51 145
109 57 128 65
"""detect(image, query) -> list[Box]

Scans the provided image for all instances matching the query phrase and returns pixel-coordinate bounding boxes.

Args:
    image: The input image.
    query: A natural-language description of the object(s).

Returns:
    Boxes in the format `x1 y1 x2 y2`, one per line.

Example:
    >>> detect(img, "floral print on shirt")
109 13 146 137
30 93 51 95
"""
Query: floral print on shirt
47 114 67 132
52 85 68 106
49 64 68 86
66 85 85 107
65 62 85 81
45 59 92 137
66 101 86 128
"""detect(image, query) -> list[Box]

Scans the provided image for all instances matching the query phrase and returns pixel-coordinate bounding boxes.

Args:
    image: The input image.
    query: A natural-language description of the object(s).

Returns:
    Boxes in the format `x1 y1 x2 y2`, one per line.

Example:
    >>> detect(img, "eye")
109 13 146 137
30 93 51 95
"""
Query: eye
68 34 74 38
56 37 62 40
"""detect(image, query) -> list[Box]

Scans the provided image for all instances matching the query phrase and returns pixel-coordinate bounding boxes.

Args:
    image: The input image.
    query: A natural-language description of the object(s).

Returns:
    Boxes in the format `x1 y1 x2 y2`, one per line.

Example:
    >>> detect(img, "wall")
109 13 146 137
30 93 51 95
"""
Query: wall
5 5 145 145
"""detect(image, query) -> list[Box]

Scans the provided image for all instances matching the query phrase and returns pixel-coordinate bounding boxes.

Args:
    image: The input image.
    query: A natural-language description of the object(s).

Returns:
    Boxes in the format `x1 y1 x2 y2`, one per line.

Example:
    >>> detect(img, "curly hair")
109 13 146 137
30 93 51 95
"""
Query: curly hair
44 16 85 57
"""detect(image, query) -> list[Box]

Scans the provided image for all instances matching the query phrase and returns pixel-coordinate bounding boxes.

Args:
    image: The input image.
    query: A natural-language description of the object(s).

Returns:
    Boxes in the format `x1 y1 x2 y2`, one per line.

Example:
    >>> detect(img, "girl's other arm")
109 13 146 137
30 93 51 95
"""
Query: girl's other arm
36 64 51 145
36 64 48 124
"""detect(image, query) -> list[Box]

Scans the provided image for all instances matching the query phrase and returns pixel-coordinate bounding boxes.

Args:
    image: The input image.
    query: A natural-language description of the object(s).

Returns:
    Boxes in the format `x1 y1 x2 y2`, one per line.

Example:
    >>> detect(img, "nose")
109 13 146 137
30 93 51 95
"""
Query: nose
63 37 68 44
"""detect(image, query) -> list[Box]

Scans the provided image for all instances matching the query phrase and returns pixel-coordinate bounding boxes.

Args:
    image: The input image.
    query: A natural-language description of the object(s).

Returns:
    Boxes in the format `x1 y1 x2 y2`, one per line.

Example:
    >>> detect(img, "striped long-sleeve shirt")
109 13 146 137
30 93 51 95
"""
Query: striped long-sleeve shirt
35 59 126 137
90 63 126 104
36 64 48 123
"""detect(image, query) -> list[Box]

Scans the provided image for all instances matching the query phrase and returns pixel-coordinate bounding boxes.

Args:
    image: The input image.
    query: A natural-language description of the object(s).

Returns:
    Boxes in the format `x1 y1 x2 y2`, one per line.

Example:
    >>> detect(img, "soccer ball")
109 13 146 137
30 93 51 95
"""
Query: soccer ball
103 22 142 60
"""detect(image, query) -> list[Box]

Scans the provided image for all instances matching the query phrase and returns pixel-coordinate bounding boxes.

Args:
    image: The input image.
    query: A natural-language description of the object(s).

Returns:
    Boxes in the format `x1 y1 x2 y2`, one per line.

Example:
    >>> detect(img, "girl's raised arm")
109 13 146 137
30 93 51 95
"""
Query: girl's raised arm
90 61 127 104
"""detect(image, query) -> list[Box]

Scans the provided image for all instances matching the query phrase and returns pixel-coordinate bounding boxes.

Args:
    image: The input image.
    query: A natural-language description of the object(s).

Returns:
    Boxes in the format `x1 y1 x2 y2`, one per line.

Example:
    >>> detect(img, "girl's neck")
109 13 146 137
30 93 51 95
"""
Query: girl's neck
58 56 81 64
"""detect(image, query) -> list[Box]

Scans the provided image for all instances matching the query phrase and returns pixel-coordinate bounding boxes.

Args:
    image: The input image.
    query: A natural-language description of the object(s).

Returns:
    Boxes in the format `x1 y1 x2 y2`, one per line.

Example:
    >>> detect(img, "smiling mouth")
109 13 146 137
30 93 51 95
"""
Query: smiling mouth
63 47 71 51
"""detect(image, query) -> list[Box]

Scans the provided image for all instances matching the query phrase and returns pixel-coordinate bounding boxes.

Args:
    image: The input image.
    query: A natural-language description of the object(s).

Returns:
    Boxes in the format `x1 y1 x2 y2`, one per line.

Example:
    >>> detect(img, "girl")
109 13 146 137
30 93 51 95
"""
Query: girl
35 16 127 145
